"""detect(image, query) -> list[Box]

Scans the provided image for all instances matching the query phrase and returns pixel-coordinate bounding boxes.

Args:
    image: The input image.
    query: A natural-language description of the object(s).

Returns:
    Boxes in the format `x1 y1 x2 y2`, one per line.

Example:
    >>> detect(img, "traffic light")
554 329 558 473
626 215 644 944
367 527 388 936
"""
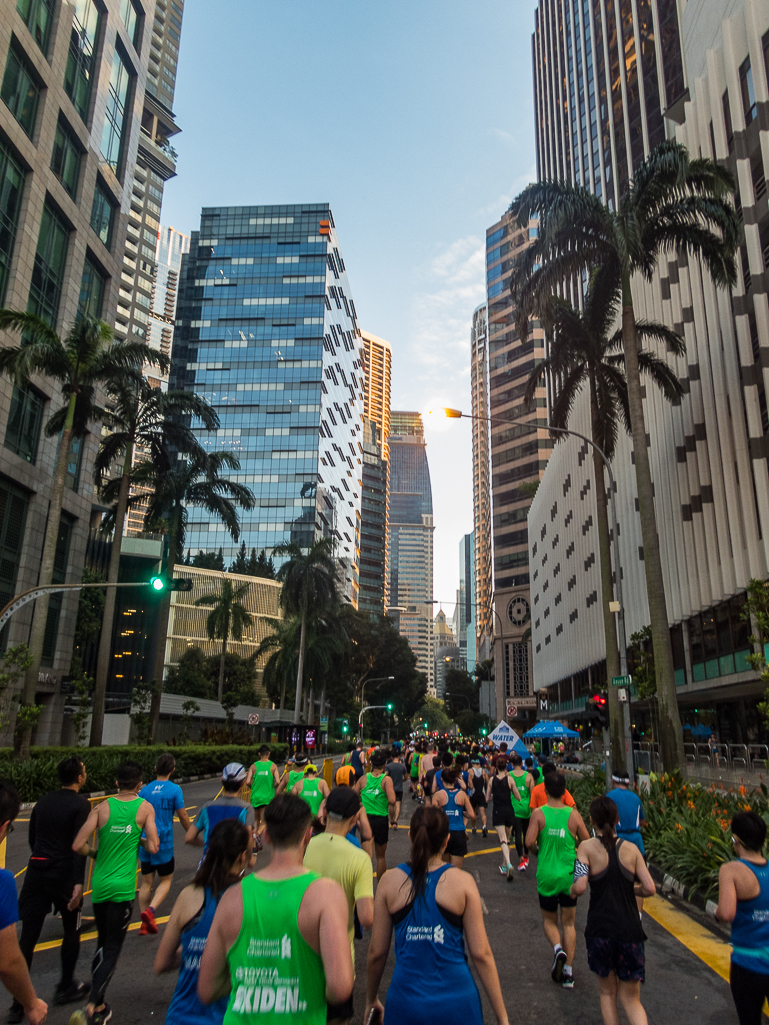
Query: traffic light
587 692 609 727
340 719 349 734
480 728 487 736
386 703 393 711
149 576 194 592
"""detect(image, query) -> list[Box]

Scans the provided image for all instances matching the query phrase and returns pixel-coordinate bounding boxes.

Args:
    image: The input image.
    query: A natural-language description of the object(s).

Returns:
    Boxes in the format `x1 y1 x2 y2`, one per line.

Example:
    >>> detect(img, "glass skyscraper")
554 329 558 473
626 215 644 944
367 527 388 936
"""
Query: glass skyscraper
171 204 364 603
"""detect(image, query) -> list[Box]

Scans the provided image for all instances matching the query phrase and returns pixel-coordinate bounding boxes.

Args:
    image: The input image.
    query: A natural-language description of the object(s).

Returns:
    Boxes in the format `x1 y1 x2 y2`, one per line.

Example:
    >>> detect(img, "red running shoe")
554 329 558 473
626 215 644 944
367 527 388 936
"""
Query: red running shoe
141 908 158 935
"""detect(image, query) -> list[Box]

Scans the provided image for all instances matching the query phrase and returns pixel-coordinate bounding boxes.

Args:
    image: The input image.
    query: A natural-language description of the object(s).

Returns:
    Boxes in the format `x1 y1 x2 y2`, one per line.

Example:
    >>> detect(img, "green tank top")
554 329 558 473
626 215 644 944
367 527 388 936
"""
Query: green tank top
299 779 323 816
250 761 276 807
536 805 576 897
361 772 388 816
91 796 143 903
224 872 326 1025
410 755 419 778
288 769 305 792
510 771 531 817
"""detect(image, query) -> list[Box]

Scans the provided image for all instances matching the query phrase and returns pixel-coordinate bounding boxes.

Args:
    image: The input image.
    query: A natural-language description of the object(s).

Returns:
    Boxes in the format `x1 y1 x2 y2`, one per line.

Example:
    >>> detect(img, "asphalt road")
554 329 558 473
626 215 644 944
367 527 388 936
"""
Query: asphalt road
3 777 739 1025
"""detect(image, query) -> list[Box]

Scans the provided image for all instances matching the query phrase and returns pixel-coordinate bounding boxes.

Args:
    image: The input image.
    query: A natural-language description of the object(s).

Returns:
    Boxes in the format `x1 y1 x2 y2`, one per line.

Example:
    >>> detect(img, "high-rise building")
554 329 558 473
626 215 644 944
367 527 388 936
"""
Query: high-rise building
147 224 189 378
458 532 475 670
529 0 769 746
387 411 434 692
0 0 169 743
359 416 388 617
470 303 493 660
361 329 391 460
433 607 459 699
171 204 364 619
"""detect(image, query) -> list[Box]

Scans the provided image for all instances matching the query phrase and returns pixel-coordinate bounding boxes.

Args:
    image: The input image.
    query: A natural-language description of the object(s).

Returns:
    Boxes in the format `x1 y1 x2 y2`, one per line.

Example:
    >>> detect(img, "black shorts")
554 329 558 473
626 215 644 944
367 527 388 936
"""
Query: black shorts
586 935 645 982
445 831 468 858
327 994 353 1021
470 792 487 807
538 891 578 912
493 804 515 828
394 791 403 801
368 814 389 847
139 856 175 878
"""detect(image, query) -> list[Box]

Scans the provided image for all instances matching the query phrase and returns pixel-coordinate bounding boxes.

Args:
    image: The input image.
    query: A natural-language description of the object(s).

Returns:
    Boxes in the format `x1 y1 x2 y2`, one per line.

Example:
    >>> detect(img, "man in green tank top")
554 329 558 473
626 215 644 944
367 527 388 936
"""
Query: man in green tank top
70 762 159 1025
198 793 352 1025
510 754 534 872
291 765 329 818
354 751 396 879
526 772 588 990
277 754 309 796
245 746 281 831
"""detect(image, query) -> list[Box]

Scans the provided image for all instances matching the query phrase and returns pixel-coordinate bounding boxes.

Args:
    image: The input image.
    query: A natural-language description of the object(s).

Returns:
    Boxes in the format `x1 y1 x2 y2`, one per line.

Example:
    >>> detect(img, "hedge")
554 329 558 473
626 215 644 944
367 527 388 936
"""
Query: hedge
0 744 289 802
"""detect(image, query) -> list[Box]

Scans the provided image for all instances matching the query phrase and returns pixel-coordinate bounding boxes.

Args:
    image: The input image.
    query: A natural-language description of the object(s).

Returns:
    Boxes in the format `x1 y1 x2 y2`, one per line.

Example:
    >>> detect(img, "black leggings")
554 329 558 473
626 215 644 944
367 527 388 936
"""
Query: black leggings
730 959 769 1025
16 871 81 1004
91 900 133 1006
513 817 530 858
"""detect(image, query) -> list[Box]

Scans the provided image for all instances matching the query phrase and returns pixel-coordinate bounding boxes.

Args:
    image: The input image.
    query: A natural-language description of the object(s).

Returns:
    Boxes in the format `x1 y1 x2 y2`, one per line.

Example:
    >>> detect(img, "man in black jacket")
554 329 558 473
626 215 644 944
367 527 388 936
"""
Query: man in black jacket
8 756 90 1023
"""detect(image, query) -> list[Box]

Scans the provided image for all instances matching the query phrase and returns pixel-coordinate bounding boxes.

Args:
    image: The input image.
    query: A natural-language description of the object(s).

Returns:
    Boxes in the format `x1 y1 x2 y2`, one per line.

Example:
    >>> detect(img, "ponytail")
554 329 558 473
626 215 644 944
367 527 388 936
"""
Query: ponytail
590 796 619 851
408 805 449 898
193 819 251 898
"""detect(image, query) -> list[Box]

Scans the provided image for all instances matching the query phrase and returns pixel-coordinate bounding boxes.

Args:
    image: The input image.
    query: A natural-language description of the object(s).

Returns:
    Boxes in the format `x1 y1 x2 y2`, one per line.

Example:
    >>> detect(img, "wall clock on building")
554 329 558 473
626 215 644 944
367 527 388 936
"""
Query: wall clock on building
507 596 530 626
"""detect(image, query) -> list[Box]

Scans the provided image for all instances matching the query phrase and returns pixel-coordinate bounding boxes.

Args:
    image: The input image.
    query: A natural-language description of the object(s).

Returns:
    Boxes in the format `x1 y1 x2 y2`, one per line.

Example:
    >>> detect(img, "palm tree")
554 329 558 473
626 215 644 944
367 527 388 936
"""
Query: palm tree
0 311 157 757
510 140 740 771
525 266 685 771
195 578 253 702
88 376 219 746
273 538 338 723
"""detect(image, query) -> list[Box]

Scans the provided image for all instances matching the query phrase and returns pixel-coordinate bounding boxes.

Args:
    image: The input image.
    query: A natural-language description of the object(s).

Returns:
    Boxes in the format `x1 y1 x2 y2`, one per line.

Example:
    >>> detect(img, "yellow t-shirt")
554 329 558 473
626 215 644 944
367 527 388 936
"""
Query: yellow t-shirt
303 831 374 967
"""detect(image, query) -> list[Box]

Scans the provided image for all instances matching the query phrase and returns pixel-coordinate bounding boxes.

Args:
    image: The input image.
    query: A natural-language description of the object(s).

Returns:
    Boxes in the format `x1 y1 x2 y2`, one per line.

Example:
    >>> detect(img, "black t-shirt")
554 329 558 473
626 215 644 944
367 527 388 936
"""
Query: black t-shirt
28 788 90 883
386 761 406 791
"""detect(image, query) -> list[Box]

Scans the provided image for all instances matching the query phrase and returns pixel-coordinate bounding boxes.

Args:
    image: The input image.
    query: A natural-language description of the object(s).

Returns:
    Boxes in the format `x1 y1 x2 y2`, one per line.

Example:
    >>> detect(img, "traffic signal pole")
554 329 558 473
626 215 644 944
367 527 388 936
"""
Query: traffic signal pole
0 580 157 633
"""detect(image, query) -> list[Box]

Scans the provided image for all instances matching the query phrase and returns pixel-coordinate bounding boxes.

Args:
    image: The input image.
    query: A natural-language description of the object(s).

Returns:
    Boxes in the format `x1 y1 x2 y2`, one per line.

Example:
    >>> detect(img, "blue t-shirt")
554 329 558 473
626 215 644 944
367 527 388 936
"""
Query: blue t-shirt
196 797 253 853
0 867 18 930
606 787 646 855
139 779 185 863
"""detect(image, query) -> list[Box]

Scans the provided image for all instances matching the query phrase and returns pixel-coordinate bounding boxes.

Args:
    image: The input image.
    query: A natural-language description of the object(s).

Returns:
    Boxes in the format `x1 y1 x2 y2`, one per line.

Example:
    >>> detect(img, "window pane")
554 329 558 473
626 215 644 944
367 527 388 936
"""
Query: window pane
100 49 132 173
28 202 70 328
51 120 81 199
0 140 25 304
740 58 757 125
90 180 114 248
77 255 106 319
64 0 100 121
16 0 55 54
120 0 138 45
65 435 83 491
4 384 43 463
1 44 40 137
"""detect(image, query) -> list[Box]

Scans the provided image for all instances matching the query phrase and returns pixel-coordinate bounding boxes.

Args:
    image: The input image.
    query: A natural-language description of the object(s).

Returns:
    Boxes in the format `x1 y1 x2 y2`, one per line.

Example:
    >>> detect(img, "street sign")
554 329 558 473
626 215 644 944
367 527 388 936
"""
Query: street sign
248 713 260 725
611 675 632 688
506 704 518 718
320 716 328 729
617 689 628 703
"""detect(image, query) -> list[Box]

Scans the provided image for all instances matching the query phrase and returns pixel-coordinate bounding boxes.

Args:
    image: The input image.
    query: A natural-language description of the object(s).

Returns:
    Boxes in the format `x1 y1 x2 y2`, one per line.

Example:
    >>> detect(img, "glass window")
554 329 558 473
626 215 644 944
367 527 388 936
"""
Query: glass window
50 119 81 199
77 254 106 319
4 384 43 463
0 140 25 305
723 90 734 151
64 0 100 122
100 48 131 174
0 478 29 647
65 435 83 490
16 0 55 54
120 0 139 45
90 179 114 249
1 43 40 137
740 58 757 126
28 201 70 328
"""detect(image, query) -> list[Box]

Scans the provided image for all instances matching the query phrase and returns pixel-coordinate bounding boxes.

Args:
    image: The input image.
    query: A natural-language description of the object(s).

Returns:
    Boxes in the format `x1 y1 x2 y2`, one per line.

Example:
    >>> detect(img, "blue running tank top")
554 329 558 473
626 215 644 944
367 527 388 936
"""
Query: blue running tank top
731 860 769 975
165 888 229 1025
444 790 465 832
383 864 482 1025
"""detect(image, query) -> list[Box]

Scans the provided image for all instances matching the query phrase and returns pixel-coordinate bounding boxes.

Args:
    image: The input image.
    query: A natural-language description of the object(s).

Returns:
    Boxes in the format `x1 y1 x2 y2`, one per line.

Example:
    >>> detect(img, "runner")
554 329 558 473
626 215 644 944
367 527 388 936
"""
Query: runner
485 757 521 882
138 752 191 936
349 742 366 783
717 810 769 1025
469 758 488 837
304 788 374 1025
0 780 47 1025
355 750 396 878
407 745 420 799
334 760 356 787
155 819 254 1025
185 765 254 855
525 772 589 989
198 794 353 1024
276 753 309 796
364 804 509 1025
510 754 534 871
11 756 90 1022
433 767 474 869
292 764 329 817
525 757 542 785
70 761 160 1025
571 796 655 1023
422 755 439 806
244 746 280 831
529 763 577 810
386 750 406 829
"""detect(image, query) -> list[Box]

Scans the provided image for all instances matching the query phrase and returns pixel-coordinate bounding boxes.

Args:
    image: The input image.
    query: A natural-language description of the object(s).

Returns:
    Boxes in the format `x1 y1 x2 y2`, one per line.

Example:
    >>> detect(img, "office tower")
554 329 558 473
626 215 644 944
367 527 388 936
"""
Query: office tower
171 204 364 612
0 1 165 742
484 210 550 725
433 608 458 699
147 225 189 378
458 532 475 670
387 411 434 692
470 304 493 661
529 0 769 745
359 416 388 617
361 329 391 459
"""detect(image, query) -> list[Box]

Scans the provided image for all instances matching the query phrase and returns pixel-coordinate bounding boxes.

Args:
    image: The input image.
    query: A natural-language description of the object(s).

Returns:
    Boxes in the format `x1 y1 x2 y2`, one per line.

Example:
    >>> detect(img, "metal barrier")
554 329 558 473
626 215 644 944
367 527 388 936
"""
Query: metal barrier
696 743 714 769
748 744 769 771
323 758 333 788
684 742 697 767
712 743 730 769
730 744 749 770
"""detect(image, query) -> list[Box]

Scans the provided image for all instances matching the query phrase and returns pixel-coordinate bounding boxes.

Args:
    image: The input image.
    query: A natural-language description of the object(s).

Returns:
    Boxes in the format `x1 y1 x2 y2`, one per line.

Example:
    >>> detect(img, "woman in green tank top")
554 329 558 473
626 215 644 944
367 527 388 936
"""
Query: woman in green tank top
355 753 396 878
292 767 329 818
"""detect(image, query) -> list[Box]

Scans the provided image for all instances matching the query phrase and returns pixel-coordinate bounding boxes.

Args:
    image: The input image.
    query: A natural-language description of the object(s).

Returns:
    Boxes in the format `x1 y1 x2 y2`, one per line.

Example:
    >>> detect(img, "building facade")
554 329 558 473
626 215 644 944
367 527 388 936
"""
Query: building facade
147 223 188 376
361 329 391 459
458 531 475 670
433 607 459 699
387 411 434 691
470 303 493 661
359 416 388 616
170 204 365 605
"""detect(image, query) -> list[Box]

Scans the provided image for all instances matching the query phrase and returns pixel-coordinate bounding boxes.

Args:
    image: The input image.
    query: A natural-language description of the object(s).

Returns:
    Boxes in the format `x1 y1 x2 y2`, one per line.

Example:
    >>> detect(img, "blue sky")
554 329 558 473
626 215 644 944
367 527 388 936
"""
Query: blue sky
161 0 539 611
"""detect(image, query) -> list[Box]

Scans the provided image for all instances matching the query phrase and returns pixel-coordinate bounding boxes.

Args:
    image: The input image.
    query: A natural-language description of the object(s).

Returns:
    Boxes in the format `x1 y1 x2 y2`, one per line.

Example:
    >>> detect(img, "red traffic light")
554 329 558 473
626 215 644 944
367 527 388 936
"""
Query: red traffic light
592 693 607 706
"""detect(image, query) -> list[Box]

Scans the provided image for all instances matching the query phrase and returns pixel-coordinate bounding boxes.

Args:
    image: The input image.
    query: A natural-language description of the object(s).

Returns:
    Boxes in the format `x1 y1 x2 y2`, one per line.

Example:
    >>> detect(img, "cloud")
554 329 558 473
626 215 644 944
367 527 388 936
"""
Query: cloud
488 127 515 147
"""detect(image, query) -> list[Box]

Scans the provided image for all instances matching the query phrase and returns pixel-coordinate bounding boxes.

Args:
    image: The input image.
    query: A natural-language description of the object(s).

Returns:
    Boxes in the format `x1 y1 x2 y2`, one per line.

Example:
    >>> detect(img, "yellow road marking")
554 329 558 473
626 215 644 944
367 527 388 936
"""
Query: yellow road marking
33 915 171 953
644 895 731 982
465 847 500 859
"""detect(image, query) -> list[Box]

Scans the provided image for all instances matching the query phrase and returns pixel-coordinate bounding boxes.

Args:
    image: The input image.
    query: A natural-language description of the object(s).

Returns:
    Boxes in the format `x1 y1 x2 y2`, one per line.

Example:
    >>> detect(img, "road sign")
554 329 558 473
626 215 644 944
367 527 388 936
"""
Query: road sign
611 675 632 688
320 716 328 729
506 704 518 718
248 713 260 725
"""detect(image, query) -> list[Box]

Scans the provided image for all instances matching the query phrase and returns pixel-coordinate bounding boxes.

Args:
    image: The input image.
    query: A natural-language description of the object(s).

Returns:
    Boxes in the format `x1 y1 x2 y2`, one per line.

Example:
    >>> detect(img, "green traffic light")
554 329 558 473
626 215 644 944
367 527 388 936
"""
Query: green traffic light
480 728 487 735
387 703 393 711
341 725 348 733
150 576 165 591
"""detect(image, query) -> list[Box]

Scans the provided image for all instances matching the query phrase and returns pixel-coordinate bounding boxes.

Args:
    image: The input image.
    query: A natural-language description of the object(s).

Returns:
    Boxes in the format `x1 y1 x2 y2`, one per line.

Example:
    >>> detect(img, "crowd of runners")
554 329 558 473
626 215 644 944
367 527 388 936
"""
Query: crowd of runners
0 737 767 1025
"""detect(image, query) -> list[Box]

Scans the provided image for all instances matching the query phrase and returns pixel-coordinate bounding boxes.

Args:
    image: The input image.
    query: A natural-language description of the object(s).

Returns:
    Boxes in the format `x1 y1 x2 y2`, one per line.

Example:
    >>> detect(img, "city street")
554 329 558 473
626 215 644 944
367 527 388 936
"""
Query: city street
2 777 738 1025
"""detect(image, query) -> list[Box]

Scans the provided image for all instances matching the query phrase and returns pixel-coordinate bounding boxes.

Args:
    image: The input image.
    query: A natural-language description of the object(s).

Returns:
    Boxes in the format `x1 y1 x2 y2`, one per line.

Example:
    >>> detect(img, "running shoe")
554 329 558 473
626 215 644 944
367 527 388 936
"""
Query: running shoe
69 1004 112 1025
141 908 158 935
54 982 89 1006
498 864 508 876
472 827 477 834
6 1003 23 1024
551 948 567 983
506 863 515 883
482 826 488 838
518 857 529 871
562 969 574 990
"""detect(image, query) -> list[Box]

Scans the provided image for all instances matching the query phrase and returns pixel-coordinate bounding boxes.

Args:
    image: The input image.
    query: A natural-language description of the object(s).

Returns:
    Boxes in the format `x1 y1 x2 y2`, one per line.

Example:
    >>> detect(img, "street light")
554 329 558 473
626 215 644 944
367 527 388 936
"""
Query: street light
445 692 471 709
358 702 394 741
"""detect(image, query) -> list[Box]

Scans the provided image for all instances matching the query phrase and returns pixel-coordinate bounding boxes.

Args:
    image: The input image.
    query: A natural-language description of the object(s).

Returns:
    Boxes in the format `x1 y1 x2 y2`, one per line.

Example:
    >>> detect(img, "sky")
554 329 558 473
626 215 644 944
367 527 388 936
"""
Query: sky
161 0 540 613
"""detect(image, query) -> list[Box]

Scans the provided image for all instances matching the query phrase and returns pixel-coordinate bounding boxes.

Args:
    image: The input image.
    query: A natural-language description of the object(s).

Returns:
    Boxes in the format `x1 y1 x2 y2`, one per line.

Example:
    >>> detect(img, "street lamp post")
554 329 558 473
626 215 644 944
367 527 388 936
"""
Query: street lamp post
358 676 394 740
438 407 631 781
358 702 394 742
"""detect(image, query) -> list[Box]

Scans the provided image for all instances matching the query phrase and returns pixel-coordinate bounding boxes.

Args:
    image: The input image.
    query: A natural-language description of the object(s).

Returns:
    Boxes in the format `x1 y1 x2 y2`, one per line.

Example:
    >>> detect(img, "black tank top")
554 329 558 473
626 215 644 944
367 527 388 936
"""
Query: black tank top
491 774 510 806
471 770 485 796
585 840 646 943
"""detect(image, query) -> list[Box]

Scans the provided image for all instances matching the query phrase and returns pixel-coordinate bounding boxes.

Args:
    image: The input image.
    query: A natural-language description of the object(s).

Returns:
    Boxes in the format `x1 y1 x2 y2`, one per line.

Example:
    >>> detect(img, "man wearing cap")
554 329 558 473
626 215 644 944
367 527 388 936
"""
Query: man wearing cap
304 788 374 1025
185 764 255 854
277 753 309 796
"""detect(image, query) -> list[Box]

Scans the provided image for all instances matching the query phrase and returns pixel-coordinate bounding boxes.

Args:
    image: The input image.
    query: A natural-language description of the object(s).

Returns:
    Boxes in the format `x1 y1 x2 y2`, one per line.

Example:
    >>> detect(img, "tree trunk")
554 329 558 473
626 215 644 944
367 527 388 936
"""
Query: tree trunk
279 675 286 713
148 512 179 743
217 625 228 704
14 394 77 760
319 686 326 718
293 612 306 724
622 285 683 771
307 685 314 725
589 381 624 774
90 446 133 747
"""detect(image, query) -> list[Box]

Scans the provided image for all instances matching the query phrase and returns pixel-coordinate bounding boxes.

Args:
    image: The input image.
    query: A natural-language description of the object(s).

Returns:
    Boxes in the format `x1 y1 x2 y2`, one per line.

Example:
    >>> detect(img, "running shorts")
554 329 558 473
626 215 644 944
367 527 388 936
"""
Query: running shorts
327 994 353 1021
445 831 468 858
368 814 390 847
586 936 645 982
470 792 487 808
492 803 515 828
394 790 403 801
139 855 175 877
538 890 577 911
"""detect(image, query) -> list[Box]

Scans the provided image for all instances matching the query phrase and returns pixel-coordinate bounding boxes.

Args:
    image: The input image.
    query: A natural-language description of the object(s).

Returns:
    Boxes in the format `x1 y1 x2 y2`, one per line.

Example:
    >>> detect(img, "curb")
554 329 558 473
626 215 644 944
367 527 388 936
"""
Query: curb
647 860 724 931
19 772 223 812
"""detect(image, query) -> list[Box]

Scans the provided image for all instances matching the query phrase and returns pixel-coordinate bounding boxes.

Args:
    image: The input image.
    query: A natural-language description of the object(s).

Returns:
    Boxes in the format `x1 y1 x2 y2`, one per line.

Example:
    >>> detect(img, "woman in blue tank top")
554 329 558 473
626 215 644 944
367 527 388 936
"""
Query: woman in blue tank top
434 767 475 869
155 819 253 1025
717 811 769 1025
365 805 509 1025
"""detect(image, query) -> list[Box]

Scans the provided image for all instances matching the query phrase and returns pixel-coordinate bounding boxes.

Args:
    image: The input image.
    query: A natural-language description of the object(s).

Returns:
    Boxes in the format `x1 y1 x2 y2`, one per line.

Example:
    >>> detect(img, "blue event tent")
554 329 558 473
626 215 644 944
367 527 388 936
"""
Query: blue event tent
522 720 580 740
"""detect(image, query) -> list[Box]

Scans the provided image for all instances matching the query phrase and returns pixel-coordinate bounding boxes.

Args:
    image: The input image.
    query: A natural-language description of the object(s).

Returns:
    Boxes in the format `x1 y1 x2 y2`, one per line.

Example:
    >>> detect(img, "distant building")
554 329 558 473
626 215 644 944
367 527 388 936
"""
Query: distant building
361 330 392 460
359 417 388 617
434 608 459 700
148 225 190 381
471 305 493 662
458 532 475 670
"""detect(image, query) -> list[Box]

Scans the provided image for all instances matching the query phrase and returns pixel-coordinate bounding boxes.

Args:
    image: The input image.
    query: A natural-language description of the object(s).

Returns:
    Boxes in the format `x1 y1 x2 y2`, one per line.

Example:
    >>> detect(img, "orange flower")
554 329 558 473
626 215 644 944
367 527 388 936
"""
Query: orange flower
687 801 695 809
739 785 748 796
676 822 683 831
